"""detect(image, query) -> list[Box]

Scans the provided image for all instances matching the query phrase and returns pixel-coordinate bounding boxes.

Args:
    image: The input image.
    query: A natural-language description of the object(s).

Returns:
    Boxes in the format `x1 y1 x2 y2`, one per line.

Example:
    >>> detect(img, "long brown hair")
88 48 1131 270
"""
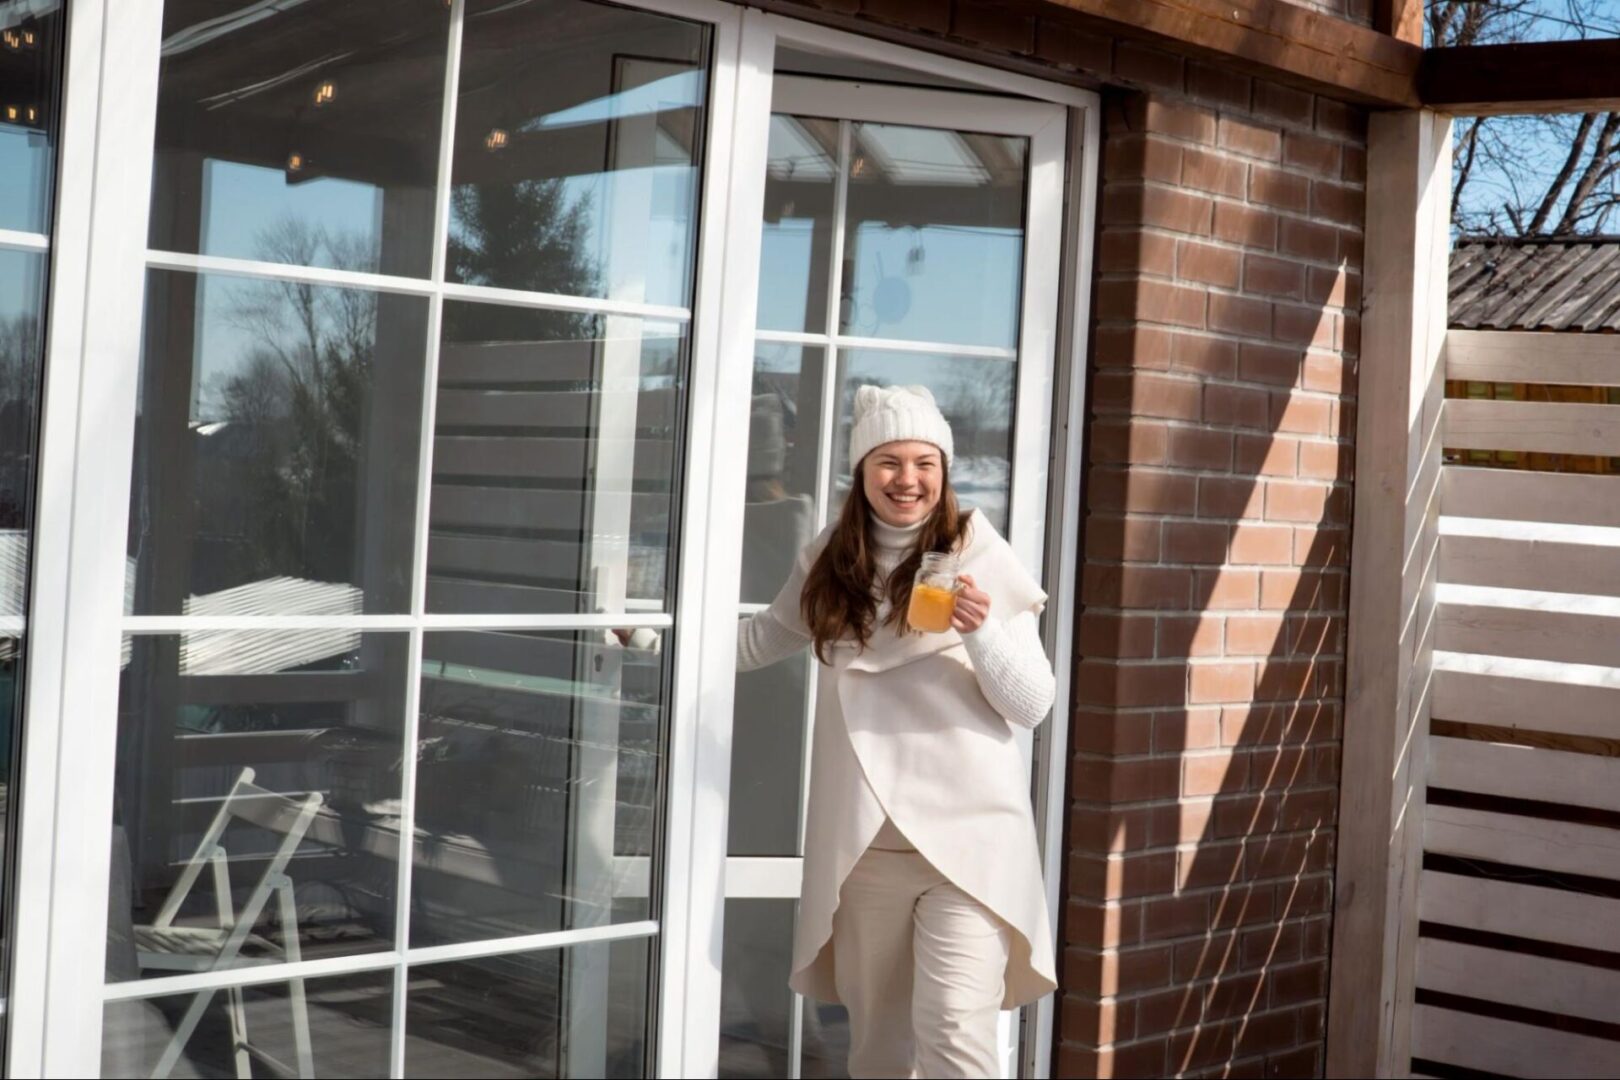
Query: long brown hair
799 457 971 663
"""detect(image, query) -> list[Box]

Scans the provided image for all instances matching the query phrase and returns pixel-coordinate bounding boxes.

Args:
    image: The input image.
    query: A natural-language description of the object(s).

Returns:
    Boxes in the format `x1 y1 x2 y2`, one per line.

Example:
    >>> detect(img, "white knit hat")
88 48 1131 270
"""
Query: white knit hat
848 384 954 468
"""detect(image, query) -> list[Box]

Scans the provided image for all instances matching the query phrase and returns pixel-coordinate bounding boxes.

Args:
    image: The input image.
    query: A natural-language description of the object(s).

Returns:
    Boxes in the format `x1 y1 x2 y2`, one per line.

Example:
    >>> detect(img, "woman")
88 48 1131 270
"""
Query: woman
736 384 1058 1079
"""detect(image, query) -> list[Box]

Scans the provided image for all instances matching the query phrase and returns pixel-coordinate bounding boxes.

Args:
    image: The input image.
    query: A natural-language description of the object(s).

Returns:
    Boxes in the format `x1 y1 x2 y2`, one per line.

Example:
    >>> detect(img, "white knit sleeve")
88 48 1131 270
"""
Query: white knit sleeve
960 609 1055 729
737 608 811 672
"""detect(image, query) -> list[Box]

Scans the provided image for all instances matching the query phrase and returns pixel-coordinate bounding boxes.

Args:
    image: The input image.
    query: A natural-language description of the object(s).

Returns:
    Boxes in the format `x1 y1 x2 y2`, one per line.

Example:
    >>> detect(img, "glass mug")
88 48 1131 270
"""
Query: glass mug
907 552 961 633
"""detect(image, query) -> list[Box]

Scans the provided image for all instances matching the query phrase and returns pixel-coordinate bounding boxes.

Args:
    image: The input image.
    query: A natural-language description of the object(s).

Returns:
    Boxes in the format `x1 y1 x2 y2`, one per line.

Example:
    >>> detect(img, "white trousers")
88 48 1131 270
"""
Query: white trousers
832 847 1011 1079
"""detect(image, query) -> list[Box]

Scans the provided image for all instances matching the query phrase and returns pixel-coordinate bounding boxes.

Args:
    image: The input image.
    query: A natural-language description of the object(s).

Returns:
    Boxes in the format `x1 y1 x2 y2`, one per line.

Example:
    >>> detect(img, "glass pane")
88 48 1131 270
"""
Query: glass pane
101 969 393 1078
109 631 410 982
128 269 428 615
0 4 61 234
841 123 1026 349
719 900 795 1079
413 630 663 946
404 937 651 1078
149 0 449 277
757 115 838 334
728 659 807 858
800 1000 850 1080
428 304 684 615
830 350 1016 534
740 342 821 605
0 248 46 618
447 0 711 307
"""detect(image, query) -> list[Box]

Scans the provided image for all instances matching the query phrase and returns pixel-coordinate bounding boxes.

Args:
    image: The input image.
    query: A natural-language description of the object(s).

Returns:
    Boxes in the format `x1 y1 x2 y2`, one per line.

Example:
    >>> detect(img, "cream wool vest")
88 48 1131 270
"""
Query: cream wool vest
764 512 1058 1009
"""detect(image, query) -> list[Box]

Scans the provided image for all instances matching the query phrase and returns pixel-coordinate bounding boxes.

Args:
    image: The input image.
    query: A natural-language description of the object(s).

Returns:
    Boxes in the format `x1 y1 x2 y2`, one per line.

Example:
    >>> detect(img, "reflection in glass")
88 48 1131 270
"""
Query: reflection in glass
109 632 410 982
413 631 662 946
149 0 449 276
405 937 651 1078
448 0 711 306
0 3 60 234
719 900 796 1079
428 304 685 615
831 350 1015 533
800 1000 851 1079
740 343 820 605
757 115 838 333
101 969 393 1079
842 123 1027 349
0 249 46 618
728 659 807 858
128 270 427 615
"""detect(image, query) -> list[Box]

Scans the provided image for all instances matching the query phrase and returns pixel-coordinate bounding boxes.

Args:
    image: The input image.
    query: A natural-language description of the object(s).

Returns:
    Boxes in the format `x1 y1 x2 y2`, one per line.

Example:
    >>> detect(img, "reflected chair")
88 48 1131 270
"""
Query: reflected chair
133 767 323 1080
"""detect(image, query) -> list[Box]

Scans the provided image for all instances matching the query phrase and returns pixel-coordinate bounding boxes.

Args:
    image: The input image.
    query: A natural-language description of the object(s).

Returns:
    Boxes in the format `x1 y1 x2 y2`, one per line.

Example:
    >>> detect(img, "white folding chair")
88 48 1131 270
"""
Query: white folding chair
134 766 324 1080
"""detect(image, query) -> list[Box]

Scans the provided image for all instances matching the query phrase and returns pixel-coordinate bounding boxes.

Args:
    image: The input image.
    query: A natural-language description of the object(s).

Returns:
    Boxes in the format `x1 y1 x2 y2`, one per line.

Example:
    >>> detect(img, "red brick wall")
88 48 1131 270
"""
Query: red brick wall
1063 79 1363 1077
762 3 1367 1076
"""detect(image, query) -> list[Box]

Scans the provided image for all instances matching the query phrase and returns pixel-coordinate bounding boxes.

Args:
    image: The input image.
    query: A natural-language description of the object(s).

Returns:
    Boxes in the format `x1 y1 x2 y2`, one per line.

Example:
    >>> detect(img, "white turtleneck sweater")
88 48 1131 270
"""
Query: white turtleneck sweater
737 513 1057 852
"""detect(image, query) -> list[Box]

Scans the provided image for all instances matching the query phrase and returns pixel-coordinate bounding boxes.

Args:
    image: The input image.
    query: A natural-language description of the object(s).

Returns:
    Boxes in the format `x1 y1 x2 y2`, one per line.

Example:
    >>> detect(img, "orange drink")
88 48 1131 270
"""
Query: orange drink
908 552 961 633
907 582 958 633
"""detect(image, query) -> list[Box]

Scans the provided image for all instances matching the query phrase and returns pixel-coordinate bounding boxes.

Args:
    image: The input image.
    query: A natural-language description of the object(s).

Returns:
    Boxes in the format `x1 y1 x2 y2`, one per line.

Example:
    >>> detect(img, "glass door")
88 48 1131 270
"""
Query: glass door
718 74 1066 1079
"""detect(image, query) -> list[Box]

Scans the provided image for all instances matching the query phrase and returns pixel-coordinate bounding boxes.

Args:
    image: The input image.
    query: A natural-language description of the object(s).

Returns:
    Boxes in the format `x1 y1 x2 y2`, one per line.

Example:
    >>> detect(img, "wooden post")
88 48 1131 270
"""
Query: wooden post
1326 109 1451 1079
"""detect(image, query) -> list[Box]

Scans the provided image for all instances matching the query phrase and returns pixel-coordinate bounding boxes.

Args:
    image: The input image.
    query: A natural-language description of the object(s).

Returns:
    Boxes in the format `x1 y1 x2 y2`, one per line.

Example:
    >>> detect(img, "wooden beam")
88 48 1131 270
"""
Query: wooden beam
1423 38 1620 115
1326 110 1452 1080
1375 0 1424 46
1027 0 1422 106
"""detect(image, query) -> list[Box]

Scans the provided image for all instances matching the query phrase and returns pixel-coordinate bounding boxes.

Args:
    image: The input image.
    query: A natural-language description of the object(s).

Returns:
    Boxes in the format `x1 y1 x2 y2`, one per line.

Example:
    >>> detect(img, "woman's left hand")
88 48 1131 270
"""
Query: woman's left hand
951 573 991 634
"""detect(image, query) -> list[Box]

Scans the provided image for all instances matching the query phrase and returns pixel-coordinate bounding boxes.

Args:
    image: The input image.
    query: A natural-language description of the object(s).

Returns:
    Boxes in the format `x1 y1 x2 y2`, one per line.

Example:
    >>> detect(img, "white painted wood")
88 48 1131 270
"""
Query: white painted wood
1443 465 1620 527
1446 328 1620 386
1419 870 1620 954
1438 600 1620 668
7 0 110 1071
1329 109 1451 1080
1439 532 1620 597
1429 735 1620 813
1413 1004 1620 1078
1444 398 1620 456
1432 664 1620 737
1426 803 1620 879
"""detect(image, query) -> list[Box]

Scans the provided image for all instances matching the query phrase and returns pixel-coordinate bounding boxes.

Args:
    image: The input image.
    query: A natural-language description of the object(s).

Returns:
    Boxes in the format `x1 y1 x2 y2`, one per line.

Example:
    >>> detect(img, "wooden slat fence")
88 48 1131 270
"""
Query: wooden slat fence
1410 330 1620 1078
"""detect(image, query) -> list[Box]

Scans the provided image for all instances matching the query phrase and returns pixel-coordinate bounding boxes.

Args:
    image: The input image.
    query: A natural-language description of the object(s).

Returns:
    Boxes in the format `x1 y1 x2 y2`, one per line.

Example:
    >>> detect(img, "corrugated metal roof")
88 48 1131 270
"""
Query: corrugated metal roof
1451 237 1620 331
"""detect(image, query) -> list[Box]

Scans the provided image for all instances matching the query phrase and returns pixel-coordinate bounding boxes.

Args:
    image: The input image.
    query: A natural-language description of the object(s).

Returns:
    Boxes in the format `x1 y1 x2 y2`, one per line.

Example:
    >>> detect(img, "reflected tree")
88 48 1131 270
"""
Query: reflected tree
445 179 600 340
0 313 41 530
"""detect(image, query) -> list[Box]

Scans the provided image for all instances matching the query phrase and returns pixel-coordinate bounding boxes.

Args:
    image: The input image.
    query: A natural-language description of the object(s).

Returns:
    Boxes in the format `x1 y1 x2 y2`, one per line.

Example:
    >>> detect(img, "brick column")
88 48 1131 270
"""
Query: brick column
1059 80 1364 1077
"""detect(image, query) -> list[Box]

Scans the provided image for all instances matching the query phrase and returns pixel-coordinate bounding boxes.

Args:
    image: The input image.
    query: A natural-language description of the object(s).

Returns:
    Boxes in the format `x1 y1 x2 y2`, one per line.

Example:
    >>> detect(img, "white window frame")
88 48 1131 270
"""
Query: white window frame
4 2 1098 1078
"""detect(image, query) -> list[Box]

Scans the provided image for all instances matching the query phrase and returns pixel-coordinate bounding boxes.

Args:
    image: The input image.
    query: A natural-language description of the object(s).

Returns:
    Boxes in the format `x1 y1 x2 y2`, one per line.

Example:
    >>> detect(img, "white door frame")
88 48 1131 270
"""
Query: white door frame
3 2 1098 1078
673 10 1099 1080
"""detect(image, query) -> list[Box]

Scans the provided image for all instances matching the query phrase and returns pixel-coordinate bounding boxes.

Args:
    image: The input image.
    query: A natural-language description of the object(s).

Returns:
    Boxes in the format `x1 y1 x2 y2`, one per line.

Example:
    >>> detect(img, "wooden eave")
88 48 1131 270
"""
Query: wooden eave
1422 38 1620 116
1020 0 1422 107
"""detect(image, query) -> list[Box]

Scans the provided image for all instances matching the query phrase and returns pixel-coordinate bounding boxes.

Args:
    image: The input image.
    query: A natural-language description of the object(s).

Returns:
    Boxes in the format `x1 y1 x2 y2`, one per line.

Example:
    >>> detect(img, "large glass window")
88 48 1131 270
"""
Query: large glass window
0 0 63 1056
106 1 711 1075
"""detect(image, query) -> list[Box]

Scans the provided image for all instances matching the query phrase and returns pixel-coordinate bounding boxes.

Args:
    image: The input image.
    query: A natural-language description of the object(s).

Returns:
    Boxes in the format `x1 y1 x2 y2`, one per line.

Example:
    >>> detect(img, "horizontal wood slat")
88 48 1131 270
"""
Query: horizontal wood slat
1429 735 1620 814
1444 399 1620 456
428 534 582 582
429 486 669 533
1443 466 1620 528
432 437 674 480
1412 1004 1620 1077
1420 870 1620 954
1437 602 1620 669
1445 330 1620 387
1439 533 1620 598
434 388 676 429
1431 667 1620 739
1417 938 1620 1027
1426 803 1620 881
